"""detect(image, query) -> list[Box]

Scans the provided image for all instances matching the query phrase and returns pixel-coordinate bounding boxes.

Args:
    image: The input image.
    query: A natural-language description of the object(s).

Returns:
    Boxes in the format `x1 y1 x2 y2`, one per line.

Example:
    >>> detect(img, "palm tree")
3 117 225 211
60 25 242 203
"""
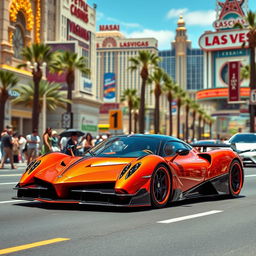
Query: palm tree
129 50 160 133
163 77 178 136
184 97 193 142
12 81 71 114
18 43 53 130
197 108 205 140
241 65 250 80
191 102 200 141
235 10 256 132
132 96 140 133
121 88 137 134
0 70 18 132
148 68 169 134
174 86 187 139
51 51 90 128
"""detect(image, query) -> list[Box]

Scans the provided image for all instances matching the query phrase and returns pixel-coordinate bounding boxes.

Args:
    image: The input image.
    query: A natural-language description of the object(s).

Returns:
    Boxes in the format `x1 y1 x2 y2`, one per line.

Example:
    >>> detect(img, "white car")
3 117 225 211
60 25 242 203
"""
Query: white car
228 133 256 166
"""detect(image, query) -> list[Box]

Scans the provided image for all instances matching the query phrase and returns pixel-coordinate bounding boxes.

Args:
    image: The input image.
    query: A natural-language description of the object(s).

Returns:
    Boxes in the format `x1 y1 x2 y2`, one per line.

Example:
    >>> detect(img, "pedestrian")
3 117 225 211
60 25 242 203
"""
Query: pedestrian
60 136 68 153
0 129 7 160
26 129 40 165
42 127 52 154
51 130 60 152
18 135 27 163
0 128 16 169
12 133 19 163
65 133 82 156
82 133 94 153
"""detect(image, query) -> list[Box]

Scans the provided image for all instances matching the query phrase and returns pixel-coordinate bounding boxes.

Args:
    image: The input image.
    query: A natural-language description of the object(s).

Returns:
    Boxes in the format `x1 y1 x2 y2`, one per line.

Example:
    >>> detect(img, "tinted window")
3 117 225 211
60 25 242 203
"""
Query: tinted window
163 141 191 156
88 136 160 158
230 134 256 143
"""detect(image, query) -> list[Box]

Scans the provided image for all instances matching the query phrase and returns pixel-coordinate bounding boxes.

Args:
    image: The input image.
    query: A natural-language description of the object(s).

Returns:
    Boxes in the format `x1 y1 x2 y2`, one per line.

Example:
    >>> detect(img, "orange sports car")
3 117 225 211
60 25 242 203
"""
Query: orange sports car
14 135 244 208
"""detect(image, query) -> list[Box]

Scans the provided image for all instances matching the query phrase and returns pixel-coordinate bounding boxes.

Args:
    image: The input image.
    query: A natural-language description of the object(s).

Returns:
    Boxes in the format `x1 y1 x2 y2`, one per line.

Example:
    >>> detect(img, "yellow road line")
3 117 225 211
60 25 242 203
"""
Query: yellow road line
0 238 70 255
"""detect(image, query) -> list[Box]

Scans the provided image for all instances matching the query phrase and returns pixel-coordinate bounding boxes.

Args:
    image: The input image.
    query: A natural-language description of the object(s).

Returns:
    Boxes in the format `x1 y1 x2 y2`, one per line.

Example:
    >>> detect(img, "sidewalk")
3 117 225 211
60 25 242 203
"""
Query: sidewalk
0 162 27 170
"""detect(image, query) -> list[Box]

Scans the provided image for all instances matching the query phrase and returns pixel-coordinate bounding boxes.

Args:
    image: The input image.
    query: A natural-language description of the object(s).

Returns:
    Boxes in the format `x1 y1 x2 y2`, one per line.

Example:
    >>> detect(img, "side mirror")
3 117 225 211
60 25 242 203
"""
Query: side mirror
176 149 190 156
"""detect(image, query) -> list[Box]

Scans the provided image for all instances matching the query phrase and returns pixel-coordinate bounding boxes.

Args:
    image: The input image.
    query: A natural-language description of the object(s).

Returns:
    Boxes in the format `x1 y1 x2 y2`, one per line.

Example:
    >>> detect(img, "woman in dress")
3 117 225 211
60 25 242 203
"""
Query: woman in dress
42 127 52 154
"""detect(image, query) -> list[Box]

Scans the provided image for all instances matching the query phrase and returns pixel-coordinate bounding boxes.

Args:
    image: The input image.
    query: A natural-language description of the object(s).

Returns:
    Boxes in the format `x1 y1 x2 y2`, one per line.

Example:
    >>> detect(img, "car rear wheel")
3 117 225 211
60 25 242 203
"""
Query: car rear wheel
150 164 171 208
229 160 243 197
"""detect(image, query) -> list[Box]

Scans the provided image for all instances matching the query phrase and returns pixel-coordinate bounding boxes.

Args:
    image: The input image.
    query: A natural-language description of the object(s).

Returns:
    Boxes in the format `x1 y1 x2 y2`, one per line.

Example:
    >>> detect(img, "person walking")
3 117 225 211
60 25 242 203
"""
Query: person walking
65 133 82 156
26 129 40 165
0 128 16 169
42 127 52 154
18 135 27 163
12 133 19 163
51 130 60 152
82 133 94 153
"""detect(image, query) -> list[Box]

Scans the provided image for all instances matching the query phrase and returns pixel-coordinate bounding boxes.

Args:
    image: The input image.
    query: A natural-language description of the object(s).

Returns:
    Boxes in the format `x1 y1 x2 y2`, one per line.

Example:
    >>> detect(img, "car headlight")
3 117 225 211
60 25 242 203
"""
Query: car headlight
119 164 131 179
26 160 41 174
126 163 141 179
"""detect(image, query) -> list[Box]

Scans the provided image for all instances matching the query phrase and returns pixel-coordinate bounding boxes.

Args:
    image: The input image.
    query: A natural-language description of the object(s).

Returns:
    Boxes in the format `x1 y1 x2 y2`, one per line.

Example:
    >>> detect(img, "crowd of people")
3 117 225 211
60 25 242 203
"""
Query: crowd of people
0 125 109 169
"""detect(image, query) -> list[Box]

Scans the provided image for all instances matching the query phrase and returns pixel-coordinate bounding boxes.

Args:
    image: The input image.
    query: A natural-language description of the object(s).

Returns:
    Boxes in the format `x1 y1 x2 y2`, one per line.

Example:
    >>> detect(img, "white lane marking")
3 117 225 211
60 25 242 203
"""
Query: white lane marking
0 200 25 204
157 210 223 224
0 182 17 185
245 174 256 178
0 174 21 177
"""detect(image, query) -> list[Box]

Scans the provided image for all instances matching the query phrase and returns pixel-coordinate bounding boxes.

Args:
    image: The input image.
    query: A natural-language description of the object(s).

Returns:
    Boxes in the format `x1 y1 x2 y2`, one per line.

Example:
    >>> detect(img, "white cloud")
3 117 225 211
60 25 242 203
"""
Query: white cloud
125 29 175 50
167 9 216 27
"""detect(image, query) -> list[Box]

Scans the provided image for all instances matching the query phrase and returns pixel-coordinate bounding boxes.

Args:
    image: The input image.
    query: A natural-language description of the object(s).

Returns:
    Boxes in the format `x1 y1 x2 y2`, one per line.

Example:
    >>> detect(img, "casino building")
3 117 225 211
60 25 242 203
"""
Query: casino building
95 26 158 133
198 0 250 137
0 0 100 136
0 0 44 134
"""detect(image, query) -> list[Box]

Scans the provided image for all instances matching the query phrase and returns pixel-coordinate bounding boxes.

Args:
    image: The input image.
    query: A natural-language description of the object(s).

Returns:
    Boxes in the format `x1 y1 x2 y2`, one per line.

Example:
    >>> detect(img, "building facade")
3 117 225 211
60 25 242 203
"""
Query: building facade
159 16 204 93
0 0 44 135
0 0 100 136
95 26 158 133
198 0 250 137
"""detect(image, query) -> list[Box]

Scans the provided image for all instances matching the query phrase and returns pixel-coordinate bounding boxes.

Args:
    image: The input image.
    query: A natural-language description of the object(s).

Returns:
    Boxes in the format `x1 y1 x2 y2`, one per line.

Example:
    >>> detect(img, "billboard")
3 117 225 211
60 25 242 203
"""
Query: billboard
103 73 116 102
228 61 240 102
46 42 76 90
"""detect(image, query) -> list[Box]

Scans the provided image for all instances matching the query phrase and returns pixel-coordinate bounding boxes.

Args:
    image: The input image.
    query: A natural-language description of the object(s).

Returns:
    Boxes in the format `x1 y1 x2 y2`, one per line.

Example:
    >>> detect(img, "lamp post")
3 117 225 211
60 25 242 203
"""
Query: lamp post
26 61 47 133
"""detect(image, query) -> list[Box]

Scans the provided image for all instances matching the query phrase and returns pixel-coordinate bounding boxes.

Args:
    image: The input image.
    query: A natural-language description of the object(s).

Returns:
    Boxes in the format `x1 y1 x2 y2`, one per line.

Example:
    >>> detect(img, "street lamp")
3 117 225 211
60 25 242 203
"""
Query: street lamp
26 61 47 133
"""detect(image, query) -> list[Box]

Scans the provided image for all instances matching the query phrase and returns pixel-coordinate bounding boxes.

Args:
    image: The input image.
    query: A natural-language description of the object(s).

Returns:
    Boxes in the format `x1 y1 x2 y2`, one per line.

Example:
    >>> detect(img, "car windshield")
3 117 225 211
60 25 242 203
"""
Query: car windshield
229 134 256 143
86 136 160 158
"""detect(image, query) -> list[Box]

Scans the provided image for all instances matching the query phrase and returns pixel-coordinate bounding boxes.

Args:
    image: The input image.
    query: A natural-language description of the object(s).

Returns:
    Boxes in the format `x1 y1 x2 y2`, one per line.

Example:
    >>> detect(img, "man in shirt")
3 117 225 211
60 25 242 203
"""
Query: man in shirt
26 129 40 165
0 128 15 169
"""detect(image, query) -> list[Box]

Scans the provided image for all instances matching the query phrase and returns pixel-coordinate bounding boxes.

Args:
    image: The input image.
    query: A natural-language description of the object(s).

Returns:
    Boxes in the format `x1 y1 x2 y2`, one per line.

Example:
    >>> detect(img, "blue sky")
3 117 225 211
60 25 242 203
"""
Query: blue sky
87 0 256 50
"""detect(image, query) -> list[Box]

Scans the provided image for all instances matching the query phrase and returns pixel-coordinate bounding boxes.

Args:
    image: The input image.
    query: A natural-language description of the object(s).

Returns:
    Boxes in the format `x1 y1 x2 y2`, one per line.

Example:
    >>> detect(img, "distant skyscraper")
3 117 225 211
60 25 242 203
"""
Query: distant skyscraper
159 16 204 93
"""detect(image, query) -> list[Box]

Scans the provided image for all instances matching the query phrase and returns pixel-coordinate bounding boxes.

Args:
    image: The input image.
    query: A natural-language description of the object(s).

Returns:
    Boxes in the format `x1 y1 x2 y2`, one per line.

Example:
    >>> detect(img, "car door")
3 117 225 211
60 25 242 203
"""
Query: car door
163 141 209 191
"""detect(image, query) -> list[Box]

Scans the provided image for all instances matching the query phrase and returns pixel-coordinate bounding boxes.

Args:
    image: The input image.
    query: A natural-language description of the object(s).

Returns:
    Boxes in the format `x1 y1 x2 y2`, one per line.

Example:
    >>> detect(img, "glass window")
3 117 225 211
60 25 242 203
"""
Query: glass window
163 141 191 156
13 25 24 59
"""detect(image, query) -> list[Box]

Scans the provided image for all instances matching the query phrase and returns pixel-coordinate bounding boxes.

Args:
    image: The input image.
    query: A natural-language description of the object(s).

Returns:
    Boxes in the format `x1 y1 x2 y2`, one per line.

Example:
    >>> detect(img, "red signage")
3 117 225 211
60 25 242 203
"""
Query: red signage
120 41 149 48
228 61 240 102
199 30 248 51
99 25 120 31
70 0 89 23
69 20 90 41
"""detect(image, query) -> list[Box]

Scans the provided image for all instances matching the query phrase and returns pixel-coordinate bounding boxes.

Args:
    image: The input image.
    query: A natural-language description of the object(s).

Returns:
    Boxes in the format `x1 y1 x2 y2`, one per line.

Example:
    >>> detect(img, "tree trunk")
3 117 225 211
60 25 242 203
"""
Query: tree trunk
128 107 132 134
134 113 138 133
139 78 146 134
185 105 189 142
168 93 173 136
177 99 181 139
209 122 212 139
192 110 196 141
249 47 256 132
0 95 7 132
198 116 202 140
66 71 74 128
32 68 42 131
154 88 161 134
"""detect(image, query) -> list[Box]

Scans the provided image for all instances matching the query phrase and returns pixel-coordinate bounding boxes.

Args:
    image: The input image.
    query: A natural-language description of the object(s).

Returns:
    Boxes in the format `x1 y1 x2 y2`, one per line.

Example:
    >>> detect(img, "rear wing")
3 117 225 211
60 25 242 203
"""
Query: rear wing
190 143 234 152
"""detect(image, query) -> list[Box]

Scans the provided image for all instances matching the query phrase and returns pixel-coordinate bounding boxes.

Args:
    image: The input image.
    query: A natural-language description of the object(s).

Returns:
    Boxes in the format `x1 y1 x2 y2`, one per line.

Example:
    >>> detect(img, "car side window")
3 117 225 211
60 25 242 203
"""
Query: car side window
163 141 191 156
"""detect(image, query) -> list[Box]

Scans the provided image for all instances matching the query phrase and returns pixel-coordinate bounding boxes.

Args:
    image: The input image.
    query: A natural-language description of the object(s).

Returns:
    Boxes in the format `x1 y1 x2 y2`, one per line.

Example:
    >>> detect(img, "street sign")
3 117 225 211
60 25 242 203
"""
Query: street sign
250 89 256 105
109 109 123 130
61 112 73 129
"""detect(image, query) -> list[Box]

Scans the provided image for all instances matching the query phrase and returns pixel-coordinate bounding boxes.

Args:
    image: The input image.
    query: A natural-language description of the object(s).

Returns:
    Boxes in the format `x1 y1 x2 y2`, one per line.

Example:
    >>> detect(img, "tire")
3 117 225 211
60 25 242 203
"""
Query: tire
150 164 171 208
229 160 243 197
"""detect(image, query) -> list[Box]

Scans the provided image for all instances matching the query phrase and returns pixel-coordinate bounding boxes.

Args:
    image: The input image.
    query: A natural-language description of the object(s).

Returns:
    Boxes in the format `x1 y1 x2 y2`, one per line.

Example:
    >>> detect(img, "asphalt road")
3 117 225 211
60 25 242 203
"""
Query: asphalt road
1 164 256 256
